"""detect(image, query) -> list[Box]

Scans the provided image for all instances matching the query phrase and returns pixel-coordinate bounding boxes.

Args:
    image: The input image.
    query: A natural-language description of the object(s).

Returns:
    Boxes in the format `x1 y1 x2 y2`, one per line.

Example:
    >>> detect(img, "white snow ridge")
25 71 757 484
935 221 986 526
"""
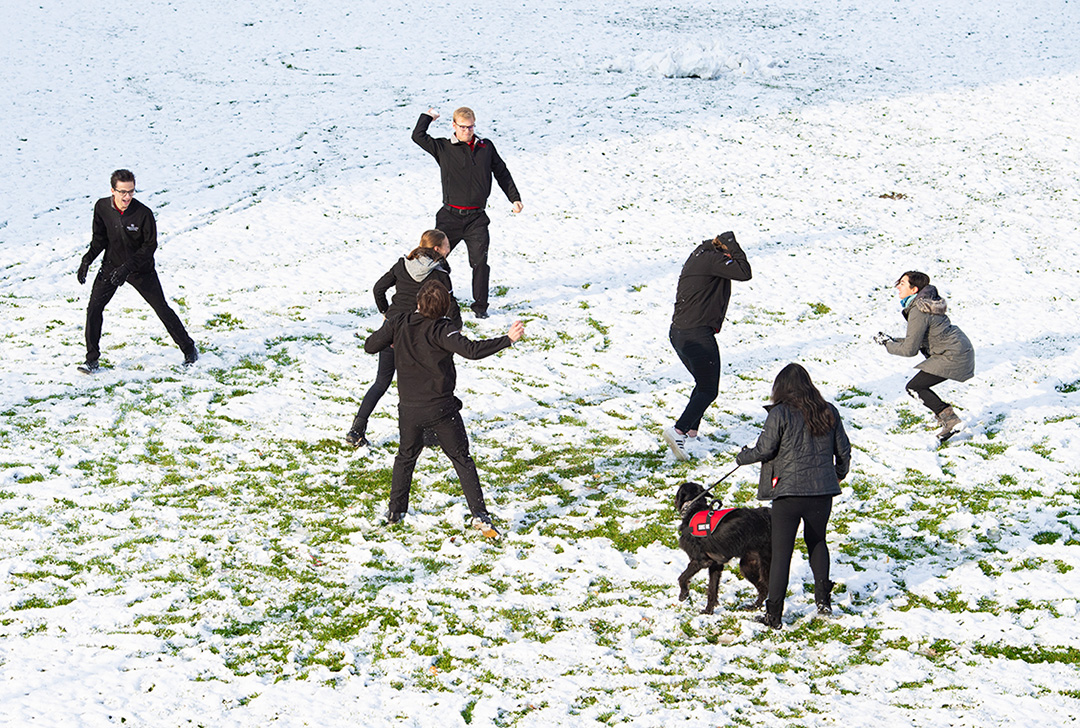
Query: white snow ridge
611 41 782 79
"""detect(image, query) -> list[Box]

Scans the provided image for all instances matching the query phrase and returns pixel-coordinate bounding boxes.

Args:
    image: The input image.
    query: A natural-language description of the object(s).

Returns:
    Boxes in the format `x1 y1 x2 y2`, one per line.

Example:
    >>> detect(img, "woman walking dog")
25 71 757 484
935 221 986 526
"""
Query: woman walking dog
736 363 851 629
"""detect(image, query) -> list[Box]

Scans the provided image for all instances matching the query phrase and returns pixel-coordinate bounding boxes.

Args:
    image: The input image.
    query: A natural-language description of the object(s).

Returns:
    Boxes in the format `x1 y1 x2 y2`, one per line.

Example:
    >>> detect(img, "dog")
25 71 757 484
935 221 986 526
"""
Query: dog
675 481 772 615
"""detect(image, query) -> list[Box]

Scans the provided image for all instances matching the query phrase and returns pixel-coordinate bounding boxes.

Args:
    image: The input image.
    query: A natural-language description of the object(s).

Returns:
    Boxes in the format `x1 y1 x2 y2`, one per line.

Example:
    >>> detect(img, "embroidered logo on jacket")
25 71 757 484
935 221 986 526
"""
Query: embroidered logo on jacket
125 224 139 232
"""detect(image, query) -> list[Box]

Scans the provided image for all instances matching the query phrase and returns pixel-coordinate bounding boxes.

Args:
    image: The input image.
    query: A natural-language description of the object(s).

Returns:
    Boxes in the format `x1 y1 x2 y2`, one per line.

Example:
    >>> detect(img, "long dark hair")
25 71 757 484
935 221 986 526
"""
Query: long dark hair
771 363 835 437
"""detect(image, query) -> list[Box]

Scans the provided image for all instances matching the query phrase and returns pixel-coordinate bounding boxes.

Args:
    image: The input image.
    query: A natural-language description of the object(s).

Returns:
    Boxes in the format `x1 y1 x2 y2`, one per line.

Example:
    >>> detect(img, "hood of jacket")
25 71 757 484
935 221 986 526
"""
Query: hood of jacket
908 284 948 316
403 255 446 283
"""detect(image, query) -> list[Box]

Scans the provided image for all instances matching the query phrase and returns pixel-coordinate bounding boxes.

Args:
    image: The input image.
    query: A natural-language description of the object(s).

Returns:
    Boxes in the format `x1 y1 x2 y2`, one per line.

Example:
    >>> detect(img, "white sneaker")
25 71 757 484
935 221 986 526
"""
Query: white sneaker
663 427 690 461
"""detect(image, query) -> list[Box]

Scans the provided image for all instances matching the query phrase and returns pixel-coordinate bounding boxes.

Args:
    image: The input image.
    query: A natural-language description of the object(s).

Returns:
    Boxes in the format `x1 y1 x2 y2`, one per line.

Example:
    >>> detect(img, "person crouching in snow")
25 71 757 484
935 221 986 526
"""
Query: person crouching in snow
664 231 752 460
364 279 524 539
874 271 974 442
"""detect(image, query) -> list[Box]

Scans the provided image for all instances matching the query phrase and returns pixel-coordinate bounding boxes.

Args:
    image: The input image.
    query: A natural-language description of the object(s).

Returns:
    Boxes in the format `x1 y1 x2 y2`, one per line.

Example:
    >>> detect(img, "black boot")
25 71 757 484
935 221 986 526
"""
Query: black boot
756 599 783 629
815 580 834 616
346 413 368 448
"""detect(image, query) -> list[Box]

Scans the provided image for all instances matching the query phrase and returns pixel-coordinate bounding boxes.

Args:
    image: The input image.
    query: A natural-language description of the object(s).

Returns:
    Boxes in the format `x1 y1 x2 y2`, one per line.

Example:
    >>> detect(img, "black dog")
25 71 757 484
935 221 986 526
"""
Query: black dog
675 481 772 614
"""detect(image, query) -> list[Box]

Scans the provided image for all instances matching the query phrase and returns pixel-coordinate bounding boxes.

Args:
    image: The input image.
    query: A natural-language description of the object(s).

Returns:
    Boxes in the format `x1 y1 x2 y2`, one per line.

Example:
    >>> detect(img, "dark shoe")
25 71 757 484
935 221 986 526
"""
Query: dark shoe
756 599 783 629
77 360 100 375
384 510 406 525
345 430 369 448
471 306 489 319
936 406 961 441
422 428 440 449
182 346 199 366
815 579 834 616
471 512 500 540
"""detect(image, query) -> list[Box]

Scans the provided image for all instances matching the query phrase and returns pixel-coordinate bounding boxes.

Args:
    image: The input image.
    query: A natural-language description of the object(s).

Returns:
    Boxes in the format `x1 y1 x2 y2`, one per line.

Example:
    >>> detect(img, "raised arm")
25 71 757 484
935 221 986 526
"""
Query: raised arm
411 111 440 158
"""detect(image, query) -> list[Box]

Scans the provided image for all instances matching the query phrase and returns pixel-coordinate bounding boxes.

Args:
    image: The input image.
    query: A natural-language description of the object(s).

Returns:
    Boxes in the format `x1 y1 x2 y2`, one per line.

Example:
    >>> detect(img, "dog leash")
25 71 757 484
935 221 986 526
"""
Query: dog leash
684 463 742 511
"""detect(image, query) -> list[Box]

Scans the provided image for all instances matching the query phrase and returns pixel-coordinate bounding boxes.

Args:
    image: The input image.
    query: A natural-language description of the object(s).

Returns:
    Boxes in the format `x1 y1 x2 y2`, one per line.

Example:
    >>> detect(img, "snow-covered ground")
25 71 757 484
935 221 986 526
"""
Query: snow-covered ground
2 0 1080 725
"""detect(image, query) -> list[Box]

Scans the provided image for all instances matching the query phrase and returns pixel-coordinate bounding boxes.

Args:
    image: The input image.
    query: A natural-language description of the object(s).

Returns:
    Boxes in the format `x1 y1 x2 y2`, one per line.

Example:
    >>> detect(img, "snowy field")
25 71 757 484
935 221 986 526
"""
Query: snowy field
2 0 1080 725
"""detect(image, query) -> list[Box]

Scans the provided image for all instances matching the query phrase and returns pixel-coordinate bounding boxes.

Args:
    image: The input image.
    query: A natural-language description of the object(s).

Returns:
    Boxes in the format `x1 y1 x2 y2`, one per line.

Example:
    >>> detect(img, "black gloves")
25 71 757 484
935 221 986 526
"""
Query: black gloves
109 264 131 287
77 259 90 285
873 332 892 345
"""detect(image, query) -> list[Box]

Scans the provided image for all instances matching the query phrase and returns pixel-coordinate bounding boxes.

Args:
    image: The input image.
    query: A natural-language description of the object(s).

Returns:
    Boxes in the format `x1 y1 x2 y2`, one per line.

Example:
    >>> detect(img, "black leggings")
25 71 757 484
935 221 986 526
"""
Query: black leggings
906 371 949 415
769 495 833 606
669 325 720 433
351 348 396 436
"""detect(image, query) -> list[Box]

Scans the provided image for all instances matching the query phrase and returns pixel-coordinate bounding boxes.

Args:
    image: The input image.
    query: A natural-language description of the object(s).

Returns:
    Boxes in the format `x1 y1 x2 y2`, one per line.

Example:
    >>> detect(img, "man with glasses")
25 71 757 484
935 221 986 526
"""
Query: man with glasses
76 169 197 373
412 106 523 318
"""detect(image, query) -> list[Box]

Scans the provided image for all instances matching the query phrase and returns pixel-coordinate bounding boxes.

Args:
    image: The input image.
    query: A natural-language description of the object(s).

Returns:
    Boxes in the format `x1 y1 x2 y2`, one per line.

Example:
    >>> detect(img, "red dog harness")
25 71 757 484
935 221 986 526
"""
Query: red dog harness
689 508 736 537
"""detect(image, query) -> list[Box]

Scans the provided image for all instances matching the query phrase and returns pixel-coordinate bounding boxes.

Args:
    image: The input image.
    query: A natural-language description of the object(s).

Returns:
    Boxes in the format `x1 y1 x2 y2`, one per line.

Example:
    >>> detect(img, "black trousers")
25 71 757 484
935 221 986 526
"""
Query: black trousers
351 348 396 435
669 325 720 433
768 494 833 606
389 399 488 517
85 267 193 363
436 206 491 313
906 371 949 414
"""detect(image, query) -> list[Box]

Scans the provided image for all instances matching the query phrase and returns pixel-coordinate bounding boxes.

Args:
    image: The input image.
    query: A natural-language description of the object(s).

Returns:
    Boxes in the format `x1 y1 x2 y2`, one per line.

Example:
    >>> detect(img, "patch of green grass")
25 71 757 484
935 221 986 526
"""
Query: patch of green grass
973 643 1080 664
205 312 244 330
890 408 924 433
1033 531 1062 545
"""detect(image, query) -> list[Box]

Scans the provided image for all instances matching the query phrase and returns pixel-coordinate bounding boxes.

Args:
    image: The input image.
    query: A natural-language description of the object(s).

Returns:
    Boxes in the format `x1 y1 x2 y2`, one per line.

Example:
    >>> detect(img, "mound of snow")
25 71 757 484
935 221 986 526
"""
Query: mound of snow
610 42 782 79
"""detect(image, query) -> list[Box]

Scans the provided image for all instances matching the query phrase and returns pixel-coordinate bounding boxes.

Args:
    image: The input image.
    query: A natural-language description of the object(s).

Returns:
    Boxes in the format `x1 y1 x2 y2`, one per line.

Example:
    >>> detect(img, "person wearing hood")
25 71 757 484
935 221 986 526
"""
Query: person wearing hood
874 271 974 441
663 231 752 460
346 230 462 448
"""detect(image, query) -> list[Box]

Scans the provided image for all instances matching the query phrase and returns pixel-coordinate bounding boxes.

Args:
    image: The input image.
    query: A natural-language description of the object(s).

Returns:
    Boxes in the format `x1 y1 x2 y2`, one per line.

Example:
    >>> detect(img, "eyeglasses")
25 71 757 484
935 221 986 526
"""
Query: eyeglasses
454 123 475 131
113 188 135 197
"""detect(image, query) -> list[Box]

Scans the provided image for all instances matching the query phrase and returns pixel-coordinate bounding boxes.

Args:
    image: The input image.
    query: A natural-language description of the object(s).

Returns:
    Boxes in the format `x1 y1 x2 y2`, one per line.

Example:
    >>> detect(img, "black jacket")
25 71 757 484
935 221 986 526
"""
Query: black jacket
373 256 462 328
412 114 521 208
736 403 851 500
671 235 752 331
364 312 512 409
82 197 158 273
